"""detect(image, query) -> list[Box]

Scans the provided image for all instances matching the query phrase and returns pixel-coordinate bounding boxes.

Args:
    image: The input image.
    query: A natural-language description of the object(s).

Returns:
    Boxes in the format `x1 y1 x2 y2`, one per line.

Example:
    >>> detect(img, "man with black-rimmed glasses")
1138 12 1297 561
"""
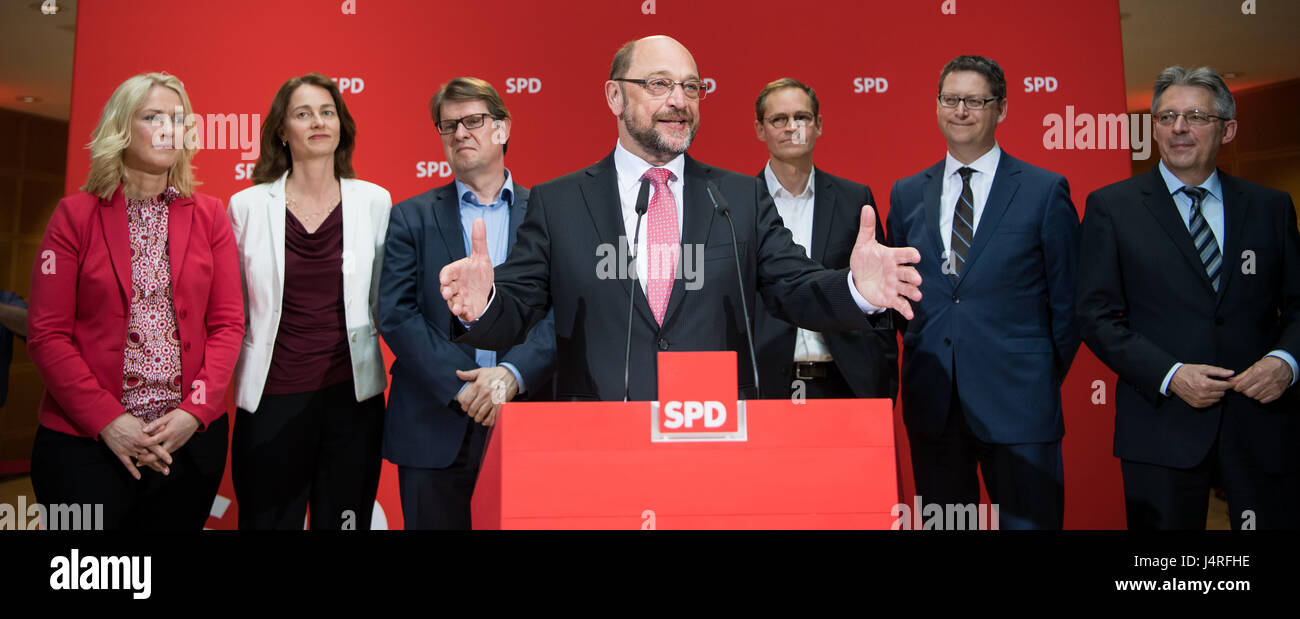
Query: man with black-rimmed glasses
887 55 1081 529
378 77 555 529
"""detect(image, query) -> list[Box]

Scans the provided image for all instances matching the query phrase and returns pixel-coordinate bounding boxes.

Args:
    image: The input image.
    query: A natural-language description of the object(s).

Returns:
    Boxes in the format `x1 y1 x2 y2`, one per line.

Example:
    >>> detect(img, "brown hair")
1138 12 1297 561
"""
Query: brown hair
431 77 511 154
251 73 357 184
754 77 820 123
610 39 637 80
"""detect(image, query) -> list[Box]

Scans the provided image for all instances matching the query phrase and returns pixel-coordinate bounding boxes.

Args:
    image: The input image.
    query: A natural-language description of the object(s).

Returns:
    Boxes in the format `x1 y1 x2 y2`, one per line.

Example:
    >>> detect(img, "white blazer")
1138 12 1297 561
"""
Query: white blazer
227 172 392 412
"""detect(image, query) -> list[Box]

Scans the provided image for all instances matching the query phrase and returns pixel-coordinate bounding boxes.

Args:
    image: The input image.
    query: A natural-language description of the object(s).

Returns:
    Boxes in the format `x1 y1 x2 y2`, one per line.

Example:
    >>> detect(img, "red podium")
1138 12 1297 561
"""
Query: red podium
471 351 899 529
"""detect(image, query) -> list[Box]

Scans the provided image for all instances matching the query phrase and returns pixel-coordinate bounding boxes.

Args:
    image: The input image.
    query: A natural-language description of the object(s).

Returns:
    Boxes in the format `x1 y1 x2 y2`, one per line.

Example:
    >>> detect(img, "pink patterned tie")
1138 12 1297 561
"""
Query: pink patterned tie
642 167 678 326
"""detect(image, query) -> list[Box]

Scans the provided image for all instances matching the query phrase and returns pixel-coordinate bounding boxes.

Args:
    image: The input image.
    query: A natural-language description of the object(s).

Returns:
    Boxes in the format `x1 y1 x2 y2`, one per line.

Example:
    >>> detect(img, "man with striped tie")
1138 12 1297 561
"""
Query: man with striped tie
886 55 1081 529
1078 66 1300 529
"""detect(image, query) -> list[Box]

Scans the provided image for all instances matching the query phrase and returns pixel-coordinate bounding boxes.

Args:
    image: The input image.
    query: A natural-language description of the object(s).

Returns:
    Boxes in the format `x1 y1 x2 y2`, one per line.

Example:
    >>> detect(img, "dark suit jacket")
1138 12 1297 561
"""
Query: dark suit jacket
456 151 887 401
379 181 556 469
887 151 1080 444
754 167 898 400
1077 166 1300 472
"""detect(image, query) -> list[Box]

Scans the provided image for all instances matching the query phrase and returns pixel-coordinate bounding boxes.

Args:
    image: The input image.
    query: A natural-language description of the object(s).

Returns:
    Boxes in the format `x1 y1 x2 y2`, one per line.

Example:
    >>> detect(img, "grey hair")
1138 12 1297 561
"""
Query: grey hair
1151 66 1236 120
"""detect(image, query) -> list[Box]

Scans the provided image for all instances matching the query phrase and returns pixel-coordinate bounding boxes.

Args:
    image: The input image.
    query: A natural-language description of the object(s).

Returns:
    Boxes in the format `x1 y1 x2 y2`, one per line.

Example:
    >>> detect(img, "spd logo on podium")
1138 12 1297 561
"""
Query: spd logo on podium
651 351 747 442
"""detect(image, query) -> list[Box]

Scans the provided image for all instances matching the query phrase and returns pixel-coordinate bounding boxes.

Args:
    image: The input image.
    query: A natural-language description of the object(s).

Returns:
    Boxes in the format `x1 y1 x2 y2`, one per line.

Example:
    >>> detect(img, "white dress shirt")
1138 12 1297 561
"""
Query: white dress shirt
1152 160 1298 394
940 143 1002 259
614 140 686 295
473 141 882 326
763 162 833 362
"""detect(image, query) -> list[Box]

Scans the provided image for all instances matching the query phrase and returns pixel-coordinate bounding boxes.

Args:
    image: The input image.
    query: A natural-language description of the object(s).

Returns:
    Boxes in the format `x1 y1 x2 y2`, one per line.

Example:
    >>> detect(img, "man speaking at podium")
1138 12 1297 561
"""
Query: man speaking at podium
440 35 921 401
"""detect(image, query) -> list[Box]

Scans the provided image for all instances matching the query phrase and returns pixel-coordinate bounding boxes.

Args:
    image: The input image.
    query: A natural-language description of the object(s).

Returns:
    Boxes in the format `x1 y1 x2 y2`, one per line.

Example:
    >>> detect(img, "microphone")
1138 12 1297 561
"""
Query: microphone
624 178 651 402
706 180 762 399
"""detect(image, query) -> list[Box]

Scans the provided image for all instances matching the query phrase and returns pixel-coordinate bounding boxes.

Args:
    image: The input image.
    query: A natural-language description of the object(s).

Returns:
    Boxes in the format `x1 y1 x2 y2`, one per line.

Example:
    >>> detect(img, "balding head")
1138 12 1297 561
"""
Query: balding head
609 35 699 81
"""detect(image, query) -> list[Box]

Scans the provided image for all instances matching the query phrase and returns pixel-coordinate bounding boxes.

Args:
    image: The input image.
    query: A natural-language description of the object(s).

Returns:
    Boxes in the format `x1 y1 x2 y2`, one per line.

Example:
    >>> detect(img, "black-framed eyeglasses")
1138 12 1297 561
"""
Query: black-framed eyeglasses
436 113 497 135
938 94 1000 110
1155 110 1229 127
766 112 816 129
613 77 708 100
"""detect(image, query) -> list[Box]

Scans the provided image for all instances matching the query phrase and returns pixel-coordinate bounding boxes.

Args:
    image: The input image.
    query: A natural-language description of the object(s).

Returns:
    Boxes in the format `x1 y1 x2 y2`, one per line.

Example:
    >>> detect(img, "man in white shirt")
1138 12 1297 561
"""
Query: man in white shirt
886 55 1081 529
439 35 923 402
752 78 897 401
1078 66 1300 529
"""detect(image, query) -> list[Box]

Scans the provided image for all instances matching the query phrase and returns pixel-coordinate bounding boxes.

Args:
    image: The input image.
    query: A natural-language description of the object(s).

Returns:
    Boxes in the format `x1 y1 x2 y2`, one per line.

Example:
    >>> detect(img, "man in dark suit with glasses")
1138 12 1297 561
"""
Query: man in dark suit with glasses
1078 65 1300 529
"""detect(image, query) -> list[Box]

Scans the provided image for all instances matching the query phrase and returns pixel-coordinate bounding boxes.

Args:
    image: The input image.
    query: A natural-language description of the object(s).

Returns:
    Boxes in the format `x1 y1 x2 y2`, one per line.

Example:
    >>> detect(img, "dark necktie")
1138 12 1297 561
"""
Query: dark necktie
1180 186 1221 292
949 166 976 277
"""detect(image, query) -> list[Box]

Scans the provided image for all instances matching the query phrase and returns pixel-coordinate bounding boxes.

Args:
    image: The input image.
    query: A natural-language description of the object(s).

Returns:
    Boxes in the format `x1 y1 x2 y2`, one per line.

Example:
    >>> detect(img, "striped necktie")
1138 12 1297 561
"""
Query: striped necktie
949 166 976 277
1180 185 1221 292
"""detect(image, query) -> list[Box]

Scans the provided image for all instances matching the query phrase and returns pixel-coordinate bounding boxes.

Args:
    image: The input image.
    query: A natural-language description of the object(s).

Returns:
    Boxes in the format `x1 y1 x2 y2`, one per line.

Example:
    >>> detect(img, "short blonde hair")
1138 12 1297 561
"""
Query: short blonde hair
82 72 199 199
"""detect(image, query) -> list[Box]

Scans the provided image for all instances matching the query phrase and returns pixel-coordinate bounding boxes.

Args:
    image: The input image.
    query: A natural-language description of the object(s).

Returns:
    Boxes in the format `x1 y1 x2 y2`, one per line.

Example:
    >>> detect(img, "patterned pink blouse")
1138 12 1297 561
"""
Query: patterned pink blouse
120 187 183 423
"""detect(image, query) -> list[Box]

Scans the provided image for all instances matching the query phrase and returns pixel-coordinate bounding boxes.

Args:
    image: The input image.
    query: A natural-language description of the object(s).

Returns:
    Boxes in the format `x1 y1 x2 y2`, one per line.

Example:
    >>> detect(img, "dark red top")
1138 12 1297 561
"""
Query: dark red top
264 204 352 395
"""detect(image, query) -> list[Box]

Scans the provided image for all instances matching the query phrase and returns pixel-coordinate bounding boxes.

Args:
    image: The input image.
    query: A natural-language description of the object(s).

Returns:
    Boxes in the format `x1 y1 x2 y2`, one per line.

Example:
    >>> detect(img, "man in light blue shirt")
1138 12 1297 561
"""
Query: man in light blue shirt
379 77 555 529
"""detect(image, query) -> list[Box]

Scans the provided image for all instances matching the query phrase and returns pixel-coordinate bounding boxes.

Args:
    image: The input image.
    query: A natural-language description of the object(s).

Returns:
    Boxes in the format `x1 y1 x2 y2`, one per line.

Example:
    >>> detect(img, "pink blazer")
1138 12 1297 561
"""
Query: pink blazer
26 186 244 438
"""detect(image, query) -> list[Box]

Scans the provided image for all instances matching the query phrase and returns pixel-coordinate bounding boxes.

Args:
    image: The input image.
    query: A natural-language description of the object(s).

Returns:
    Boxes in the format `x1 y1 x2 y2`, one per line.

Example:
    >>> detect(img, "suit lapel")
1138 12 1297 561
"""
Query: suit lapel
99 187 134 302
956 153 1021 289
267 173 288 301
1139 167 1217 295
507 186 528 252
167 195 194 286
339 178 363 305
661 156 716 329
810 169 834 264
432 183 466 262
1216 171 1248 305
581 153 657 328
921 161 946 276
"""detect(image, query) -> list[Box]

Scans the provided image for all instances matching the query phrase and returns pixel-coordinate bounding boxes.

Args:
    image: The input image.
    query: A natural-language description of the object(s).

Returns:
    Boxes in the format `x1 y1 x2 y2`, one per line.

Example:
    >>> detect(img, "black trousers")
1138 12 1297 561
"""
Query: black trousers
1121 434 1300 530
397 421 489 530
30 415 228 530
232 380 384 530
906 383 1065 530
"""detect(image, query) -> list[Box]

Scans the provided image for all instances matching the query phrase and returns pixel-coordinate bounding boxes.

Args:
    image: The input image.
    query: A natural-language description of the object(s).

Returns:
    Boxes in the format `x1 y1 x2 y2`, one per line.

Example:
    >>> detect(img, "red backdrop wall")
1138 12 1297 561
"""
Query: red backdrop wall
65 0 1131 529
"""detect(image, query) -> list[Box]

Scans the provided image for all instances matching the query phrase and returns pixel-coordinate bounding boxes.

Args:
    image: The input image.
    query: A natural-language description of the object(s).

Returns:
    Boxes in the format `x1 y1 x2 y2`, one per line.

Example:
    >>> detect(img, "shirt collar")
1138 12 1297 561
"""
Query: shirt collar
614 139 685 194
763 161 815 200
456 169 515 208
1157 160 1222 203
944 143 1002 181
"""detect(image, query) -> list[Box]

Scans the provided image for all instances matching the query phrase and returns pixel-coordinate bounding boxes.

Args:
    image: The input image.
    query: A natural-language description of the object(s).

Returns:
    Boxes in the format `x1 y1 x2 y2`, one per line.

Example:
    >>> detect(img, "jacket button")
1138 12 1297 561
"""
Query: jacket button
178 309 188 319
184 342 192 352
944 338 951 346
1215 316 1225 325
952 295 960 304
351 332 358 342
657 338 669 351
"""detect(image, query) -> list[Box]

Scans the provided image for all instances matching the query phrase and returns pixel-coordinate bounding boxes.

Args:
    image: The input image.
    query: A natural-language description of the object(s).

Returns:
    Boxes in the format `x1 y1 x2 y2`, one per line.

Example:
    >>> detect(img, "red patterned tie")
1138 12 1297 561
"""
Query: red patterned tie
642 167 678 326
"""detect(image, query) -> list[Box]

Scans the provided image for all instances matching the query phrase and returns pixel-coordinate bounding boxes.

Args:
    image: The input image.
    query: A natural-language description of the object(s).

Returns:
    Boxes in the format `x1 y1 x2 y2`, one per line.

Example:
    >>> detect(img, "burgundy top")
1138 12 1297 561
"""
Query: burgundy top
263 204 352 395
121 187 183 422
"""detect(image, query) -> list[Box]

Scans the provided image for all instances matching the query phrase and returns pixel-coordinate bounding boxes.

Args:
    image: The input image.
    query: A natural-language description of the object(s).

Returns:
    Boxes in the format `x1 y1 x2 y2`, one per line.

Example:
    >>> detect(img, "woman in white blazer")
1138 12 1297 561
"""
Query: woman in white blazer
227 73 390 530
